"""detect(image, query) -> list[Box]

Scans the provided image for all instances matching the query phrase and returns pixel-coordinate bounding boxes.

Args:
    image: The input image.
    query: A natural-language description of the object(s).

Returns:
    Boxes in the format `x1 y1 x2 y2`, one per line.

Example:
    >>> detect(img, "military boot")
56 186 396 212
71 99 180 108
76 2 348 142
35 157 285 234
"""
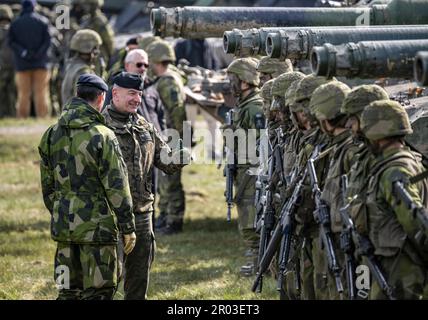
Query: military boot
154 213 167 231
240 248 258 277
156 221 183 236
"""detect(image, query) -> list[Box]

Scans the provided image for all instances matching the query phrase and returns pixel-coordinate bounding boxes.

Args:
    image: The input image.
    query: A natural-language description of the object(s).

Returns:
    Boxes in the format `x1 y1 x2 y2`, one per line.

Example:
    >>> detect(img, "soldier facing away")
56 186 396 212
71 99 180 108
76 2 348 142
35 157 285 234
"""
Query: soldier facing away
38 74 136 300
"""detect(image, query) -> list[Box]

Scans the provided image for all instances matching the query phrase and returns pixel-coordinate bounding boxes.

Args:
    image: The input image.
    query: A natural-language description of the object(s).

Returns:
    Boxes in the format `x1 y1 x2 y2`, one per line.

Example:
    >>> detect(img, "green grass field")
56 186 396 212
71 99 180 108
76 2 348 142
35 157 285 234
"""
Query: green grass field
0 118 278 300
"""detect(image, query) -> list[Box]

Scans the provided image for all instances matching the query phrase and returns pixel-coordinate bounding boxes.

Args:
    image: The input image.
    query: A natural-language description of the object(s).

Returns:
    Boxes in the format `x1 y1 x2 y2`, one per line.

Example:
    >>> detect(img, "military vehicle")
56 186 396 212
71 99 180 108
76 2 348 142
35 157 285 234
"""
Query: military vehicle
415 51 428 87
311 39 428 79
151 0 428 39
266 25 428 61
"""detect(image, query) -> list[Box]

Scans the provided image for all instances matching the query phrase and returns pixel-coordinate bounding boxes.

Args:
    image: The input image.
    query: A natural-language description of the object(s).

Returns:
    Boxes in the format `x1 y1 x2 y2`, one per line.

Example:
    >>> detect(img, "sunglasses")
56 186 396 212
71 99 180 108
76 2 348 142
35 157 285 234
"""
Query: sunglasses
135 62 149 68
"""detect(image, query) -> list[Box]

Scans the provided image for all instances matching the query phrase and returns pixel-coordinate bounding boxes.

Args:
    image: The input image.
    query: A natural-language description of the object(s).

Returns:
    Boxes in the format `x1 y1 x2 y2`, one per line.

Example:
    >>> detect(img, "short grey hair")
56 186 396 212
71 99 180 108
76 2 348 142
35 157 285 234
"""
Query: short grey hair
125 49 148 64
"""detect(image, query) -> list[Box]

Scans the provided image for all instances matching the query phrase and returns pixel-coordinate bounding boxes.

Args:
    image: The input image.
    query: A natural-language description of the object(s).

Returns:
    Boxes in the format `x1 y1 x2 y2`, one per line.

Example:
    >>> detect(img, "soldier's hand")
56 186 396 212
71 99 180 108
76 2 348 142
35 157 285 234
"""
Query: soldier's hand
123 232 137 255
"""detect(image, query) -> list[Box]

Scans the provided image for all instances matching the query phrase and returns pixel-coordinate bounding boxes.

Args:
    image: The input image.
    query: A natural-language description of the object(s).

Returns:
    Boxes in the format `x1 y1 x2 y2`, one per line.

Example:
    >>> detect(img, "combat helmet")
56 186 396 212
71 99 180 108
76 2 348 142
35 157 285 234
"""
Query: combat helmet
310 81 351 121
260 79 275 102
146 40 176 64
360 100 413 141
256 57 293 77
341 84 389 117
139 36 161 51
289 74 333 113
271 72 306 112
227 57 260 87
70 29 102 54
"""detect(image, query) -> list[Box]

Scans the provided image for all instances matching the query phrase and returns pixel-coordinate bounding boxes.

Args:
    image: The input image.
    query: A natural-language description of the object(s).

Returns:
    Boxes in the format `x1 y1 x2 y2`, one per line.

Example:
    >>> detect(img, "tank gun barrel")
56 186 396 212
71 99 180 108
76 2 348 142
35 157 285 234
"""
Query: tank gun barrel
311 39 428 79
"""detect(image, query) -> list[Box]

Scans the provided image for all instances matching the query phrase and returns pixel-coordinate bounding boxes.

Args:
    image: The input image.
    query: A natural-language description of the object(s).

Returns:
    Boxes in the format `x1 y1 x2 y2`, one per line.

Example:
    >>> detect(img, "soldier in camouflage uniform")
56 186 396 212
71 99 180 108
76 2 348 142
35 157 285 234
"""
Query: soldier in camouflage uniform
146 40 188 235
102 72 189 300
38 74 136 300
309 81 355 299
0 5 16 118
61 29 102 105
288 75 333 299
341 85 391 208
226 57 265 276
268 71 305 299
77 0 114 68
359 100 428 299
256 57 293 87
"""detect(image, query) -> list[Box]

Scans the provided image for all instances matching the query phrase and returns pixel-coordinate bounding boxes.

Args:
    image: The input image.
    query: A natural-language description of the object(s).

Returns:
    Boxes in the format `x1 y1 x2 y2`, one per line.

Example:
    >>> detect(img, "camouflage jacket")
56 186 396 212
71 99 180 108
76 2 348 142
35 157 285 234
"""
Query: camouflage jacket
293 127 330 234
155 69 187 135
232 89 264 168
39 97 135 244
364 147 428 263
61 56 95 105
320 130 358 233
80 10 114 65
283 128 303 180
102 105 183 214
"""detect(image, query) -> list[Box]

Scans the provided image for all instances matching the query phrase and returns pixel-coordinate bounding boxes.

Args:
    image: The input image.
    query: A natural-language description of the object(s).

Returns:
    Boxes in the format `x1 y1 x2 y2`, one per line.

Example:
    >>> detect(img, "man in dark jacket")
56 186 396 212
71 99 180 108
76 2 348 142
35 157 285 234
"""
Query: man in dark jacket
8 0 51 118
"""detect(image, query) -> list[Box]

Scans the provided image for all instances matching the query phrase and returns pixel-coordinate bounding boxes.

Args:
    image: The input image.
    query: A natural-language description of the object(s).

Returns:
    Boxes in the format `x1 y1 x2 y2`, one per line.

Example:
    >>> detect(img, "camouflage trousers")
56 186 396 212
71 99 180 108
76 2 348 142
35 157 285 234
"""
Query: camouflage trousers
54 242 118 300
234 167 259 253
157 169 185 227
118 212 156 300
324 233 348 300
370 248 427 300
0 70 16 118
275 240 303 300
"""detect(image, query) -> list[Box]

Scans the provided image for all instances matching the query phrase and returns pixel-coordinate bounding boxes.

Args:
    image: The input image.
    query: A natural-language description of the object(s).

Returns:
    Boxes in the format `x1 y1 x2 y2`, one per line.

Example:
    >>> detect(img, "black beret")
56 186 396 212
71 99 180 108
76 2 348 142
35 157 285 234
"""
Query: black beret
76 73 108 92
126 37 139 46
113 72 143 91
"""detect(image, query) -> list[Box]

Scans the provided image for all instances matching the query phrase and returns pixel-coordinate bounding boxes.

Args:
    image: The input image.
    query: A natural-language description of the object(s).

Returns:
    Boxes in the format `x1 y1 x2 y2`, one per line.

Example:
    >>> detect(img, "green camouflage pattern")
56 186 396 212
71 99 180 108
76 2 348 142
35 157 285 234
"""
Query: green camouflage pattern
139 36 162 51
310 81 351 121
61 56 95 105
260 78 275 119
341 84 389 117
156 69 187 135
290 75 333 114
227 57 260 87
365 147 428 299
256 57 293 77
55 243 117 300
158 170 185 226
70 29 102 54
260 78 274 101
80 10 114 65
233 89 264 256
38 97 135 244
271 71 305 98
361 100 413 141
146 40 176 64
102 105 183 214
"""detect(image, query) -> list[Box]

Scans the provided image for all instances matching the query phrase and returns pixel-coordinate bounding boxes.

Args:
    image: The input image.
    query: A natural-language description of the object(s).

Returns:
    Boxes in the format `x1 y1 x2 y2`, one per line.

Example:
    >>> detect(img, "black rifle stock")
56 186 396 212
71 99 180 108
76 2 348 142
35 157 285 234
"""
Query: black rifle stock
224 110 235 222
339 175 357 300
252 169 308 293
308 157 344 298
252 144 323 293
339 175 396 300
